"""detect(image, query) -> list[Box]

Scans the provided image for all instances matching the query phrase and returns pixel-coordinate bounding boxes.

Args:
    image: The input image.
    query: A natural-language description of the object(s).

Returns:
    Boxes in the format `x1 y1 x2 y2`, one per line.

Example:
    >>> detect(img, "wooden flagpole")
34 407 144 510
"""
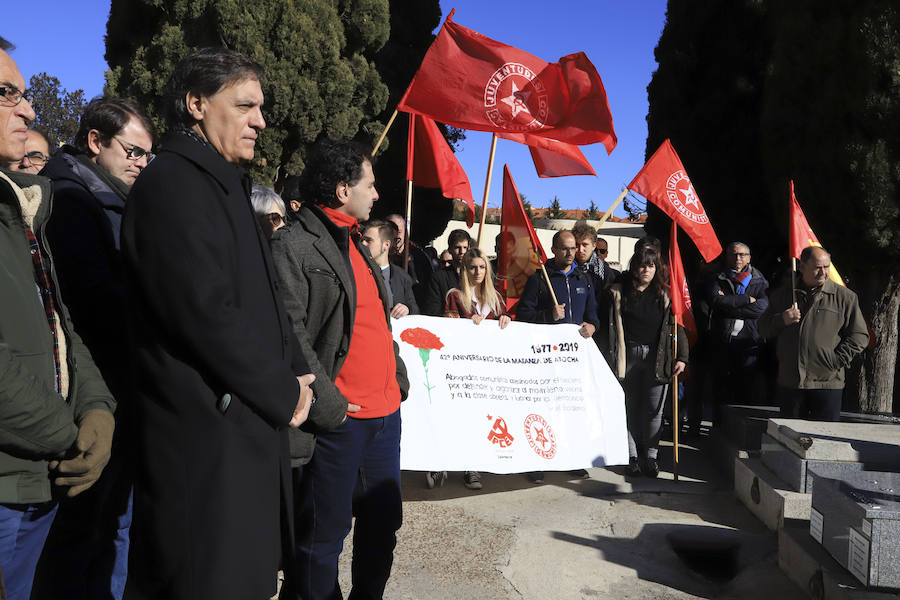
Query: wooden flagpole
672 314 679 482
539 259 560 307
371 109 399 157
596 188 628 229
476 134 499 248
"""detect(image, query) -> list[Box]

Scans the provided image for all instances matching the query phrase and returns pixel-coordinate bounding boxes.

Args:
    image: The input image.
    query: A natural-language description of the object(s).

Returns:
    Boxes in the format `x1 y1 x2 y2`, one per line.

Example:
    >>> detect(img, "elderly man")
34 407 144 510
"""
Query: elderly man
361 218 419 317
759 246 868 422
704 242 769 422
0 38 116 600
5 128 50 173
423 228 471 315
270 139 408 600
32 96 154 600
120 47 314 600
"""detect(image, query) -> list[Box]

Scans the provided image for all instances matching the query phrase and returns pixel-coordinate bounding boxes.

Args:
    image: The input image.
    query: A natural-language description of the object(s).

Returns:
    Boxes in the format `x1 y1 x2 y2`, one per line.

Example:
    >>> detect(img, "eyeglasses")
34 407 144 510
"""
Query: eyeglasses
0 83 29 106
262 213 285 227
22 150 50 167
113 136 154 162
441 259 453 267
729 252 750 258
597 248 608 255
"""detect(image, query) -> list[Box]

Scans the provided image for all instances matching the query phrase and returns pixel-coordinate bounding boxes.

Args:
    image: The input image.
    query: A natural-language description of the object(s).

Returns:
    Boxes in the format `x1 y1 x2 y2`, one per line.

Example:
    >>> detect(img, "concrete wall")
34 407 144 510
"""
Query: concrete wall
430 220 641 271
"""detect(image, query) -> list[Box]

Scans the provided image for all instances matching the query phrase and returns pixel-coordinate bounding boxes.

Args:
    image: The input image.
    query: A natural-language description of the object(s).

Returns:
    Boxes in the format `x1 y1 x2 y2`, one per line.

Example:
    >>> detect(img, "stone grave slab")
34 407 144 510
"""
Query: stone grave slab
810 471 900 590
734 457 810 531
761 432 865 493
766 420 900 466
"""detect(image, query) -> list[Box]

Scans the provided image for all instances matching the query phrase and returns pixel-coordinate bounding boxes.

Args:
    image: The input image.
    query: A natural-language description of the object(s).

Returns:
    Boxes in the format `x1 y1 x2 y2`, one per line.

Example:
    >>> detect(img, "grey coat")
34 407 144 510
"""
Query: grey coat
270 203 409 464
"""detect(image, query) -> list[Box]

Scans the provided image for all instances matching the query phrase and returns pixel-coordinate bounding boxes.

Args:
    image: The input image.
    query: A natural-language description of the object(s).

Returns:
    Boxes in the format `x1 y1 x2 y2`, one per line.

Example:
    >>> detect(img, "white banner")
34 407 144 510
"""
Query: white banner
393 315 628 473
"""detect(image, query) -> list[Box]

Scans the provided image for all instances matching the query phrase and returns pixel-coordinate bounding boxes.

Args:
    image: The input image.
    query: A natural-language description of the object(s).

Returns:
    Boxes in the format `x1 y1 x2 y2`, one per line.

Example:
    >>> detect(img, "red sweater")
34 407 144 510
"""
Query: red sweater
322 207 400 419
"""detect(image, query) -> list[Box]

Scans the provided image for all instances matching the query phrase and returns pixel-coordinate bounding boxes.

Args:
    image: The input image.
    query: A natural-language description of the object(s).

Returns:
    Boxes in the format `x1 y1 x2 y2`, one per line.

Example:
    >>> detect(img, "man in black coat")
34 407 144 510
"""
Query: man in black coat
35 96 155 600
120 48 314 600
360 218 419 317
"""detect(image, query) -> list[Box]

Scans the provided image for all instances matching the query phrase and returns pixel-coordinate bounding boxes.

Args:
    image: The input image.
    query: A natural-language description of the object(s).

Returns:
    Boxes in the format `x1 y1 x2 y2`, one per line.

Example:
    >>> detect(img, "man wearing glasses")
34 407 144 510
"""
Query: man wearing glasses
33 96 155 600
0 38 116 600
5 128 50 174
704 242 770 424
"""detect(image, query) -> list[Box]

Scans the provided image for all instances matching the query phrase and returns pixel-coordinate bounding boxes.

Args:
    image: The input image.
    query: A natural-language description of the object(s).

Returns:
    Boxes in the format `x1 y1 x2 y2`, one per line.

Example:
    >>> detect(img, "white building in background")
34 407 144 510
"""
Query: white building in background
432 219 645 271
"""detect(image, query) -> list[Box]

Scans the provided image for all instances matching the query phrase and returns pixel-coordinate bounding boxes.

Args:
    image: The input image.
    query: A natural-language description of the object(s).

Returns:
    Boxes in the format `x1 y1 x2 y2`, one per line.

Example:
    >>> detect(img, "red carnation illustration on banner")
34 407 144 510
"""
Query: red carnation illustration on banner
400 328 444 403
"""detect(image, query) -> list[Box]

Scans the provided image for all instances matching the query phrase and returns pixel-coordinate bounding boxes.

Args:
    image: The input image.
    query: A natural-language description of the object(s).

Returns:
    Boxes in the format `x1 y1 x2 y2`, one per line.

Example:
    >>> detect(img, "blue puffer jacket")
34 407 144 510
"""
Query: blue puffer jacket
516 259 599 326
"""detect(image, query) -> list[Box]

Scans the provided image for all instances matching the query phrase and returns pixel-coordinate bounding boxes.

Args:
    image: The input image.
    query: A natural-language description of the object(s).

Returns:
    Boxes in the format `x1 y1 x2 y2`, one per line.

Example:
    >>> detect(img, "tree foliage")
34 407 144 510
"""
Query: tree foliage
647 0 900 411
27 73 86 149
547 196 565 220
585 200 600 220
104 0 391 186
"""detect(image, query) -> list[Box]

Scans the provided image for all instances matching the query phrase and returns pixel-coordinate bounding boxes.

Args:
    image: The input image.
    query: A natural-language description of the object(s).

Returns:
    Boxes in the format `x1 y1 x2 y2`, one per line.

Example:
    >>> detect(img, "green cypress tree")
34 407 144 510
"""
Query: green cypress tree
104 0 390 186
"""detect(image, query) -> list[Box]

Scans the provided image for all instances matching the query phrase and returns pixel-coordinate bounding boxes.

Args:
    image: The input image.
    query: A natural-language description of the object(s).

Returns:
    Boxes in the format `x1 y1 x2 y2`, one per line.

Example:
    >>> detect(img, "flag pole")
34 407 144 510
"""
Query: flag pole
403 180 413 270
538 259 560 306
596 188 628 229
476 133 499 248
672 312 679 482
371 109 399 157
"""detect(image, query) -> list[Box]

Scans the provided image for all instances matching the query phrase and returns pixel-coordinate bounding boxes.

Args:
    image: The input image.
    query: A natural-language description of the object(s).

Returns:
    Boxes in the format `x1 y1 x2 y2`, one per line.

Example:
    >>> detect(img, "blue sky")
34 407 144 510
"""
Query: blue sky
7 1 668 216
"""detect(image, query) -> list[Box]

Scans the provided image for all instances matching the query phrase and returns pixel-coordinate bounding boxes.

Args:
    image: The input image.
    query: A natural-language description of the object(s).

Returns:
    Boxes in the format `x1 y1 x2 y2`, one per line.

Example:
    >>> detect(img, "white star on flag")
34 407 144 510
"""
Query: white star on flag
501 82 532 119
679 183 700 209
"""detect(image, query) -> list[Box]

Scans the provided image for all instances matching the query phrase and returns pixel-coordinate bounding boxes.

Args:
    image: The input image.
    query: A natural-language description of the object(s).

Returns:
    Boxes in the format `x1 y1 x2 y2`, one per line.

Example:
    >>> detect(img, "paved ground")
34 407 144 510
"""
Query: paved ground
335 431 804 599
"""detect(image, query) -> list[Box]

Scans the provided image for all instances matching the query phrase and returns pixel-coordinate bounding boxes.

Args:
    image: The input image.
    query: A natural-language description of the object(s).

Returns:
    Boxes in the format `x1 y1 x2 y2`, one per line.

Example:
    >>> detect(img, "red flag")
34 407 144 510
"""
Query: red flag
398 13 617 150
406 113 475 227
789 180 843 286
627 139 722 262
497 132 596 178
668 222 697 346
498 165 546 309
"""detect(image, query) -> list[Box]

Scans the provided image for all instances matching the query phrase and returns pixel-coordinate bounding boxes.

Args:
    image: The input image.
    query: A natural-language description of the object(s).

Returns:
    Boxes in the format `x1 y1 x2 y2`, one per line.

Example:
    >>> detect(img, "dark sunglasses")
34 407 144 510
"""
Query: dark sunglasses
262 213 285 227
597 248 608 255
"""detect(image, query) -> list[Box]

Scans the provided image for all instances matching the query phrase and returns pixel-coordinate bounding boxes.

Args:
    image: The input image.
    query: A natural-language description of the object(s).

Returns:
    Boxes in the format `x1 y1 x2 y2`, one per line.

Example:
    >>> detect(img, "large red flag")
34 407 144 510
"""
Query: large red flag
498 165 546 309
398 12 617 150
497 132 596 178
789 180 843 286
406 113 475 227
627 139 722 262
668 222 697 346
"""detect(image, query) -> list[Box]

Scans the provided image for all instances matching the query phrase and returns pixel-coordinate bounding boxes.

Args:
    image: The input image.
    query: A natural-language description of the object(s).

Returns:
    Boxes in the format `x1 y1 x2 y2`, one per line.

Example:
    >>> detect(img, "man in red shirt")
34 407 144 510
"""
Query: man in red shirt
270 139 408 600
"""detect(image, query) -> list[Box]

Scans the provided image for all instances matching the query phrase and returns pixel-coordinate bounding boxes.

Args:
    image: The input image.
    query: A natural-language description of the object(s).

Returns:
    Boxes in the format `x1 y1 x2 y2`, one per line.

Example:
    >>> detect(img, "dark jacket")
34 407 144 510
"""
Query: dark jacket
706 265 769 346
388 263 419 314
759 277 868 390
602 284 689 383
269 203 409 464
121 134 309 600
0 169 115 504
43 148 130 401
423 266 460 316
516 260 599 327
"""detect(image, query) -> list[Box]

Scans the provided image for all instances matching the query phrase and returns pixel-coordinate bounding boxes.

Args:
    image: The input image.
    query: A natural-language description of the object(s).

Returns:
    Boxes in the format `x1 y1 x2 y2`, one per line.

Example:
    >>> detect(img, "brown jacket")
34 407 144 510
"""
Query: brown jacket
759 278 868 389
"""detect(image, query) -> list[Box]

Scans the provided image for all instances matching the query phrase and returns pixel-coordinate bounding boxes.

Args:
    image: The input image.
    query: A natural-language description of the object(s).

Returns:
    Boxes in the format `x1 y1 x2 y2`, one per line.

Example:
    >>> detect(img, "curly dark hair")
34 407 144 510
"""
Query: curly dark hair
623 246 669 300
301 138 373 206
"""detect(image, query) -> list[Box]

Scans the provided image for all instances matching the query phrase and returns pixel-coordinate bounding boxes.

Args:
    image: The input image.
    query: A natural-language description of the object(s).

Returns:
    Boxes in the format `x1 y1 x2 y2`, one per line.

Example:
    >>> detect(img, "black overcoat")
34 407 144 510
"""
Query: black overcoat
120 134 309 599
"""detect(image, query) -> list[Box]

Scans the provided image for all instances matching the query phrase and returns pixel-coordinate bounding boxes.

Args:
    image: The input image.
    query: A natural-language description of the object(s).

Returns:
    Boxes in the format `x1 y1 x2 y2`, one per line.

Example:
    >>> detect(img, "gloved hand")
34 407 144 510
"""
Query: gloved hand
49 409 115 497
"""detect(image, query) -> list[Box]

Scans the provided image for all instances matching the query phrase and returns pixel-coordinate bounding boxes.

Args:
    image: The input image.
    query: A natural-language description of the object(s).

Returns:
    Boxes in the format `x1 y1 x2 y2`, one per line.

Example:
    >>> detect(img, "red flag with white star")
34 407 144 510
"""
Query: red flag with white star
397 11 617 150
406 113 475 226
668 222 697 346
627 139 722 262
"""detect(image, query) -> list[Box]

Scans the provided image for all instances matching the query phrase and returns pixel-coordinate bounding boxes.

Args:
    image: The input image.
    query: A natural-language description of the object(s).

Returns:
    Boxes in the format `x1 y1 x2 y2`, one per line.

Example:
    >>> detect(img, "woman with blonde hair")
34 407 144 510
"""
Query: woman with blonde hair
443 248 510 328
425 249 509 491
